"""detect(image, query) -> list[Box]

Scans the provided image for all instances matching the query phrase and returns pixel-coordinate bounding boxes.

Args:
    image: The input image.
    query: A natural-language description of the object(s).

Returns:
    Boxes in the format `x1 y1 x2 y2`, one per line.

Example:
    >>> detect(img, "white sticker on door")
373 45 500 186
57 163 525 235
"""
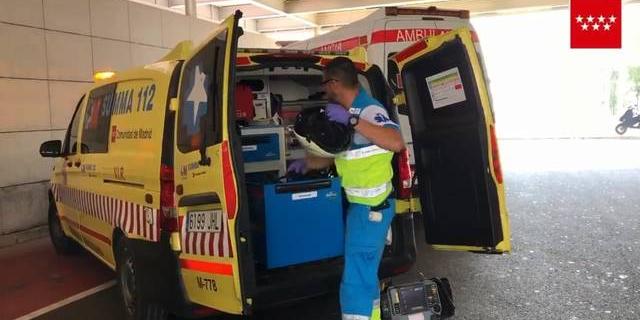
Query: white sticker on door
425 67 466 109
291 191 318 201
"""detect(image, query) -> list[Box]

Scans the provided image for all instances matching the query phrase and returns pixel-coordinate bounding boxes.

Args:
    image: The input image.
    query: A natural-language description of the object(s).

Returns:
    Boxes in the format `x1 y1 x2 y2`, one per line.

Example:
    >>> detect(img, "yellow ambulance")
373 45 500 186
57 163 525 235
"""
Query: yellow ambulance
39 11 510 319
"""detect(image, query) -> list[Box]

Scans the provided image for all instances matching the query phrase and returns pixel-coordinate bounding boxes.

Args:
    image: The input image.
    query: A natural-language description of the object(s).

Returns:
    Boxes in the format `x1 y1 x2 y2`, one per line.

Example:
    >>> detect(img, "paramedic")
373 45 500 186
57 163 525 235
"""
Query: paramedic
288 57 404 320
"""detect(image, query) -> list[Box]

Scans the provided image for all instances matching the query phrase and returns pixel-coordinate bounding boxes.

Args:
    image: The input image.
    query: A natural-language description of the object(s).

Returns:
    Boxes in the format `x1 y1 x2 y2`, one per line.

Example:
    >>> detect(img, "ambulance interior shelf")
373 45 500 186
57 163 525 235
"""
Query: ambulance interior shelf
235 68 327 164
235 68 373 162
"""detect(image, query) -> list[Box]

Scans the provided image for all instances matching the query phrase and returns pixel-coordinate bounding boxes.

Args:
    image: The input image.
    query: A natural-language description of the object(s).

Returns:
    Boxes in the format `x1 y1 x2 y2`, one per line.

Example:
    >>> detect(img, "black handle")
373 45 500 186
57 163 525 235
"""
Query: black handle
275 179 332 194
198 113 211 166
179 192 220 207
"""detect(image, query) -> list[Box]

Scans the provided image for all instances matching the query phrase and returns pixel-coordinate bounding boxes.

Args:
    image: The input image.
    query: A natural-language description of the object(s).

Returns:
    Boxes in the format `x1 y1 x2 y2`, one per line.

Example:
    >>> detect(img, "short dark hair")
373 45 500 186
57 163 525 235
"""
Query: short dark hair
324 57 359 89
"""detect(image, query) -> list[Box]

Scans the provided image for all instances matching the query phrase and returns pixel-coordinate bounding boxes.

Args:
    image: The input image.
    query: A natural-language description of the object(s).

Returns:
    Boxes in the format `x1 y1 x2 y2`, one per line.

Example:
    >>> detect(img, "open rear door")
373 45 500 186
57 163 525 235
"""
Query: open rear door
391 28 510 253
174 11 245 314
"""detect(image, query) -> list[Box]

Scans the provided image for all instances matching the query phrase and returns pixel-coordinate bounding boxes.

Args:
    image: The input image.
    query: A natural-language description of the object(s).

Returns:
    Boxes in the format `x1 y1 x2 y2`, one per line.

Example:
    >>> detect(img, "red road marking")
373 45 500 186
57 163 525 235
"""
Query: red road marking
0 238 114 320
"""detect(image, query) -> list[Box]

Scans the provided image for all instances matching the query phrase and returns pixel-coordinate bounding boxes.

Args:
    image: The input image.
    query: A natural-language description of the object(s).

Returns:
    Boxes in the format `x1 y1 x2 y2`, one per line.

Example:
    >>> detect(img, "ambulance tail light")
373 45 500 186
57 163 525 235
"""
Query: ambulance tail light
489 125 503 184
160 164 178 232
397 148 412 199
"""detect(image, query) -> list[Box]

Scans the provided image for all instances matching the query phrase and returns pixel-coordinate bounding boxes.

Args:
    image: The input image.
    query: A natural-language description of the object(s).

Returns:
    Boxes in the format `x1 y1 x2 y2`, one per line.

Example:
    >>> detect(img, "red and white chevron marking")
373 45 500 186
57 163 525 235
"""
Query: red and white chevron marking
51 184 160 242
179 215 233 258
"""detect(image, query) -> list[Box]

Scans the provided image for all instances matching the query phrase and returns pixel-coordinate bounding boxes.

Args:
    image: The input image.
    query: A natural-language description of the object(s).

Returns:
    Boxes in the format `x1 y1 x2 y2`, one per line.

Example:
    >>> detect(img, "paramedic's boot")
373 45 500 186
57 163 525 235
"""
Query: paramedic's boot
371 299 381 320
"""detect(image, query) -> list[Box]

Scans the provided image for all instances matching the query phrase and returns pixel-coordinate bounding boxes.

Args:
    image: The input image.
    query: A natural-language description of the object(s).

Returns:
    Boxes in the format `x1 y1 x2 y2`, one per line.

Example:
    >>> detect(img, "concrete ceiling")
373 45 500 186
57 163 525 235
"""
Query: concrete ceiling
165 0 637 35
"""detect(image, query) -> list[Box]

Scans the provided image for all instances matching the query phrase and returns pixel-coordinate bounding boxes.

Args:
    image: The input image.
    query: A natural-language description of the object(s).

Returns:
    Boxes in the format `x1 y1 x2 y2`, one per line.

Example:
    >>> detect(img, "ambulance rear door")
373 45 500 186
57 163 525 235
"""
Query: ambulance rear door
173 11 246 314
391 28 511 253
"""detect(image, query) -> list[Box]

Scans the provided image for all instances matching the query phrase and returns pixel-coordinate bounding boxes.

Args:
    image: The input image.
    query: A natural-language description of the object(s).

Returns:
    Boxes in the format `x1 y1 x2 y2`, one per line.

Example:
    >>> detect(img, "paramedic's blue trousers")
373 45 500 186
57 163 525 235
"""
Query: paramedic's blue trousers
340 199 395 320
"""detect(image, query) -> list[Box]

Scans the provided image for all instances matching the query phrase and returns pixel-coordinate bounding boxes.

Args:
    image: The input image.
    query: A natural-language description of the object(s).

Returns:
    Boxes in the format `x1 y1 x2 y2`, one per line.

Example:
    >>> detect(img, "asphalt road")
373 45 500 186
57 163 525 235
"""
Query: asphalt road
35 139 640 320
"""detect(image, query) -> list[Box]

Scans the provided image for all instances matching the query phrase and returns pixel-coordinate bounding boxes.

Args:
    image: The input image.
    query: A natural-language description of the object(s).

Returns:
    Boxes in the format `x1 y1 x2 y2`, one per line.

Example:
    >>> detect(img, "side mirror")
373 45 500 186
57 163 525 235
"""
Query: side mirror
40 140 62 158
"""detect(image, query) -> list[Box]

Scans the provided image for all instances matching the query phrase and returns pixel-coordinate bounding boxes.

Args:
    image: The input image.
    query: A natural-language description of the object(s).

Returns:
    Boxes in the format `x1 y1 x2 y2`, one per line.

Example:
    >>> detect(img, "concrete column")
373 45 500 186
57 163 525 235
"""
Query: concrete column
185 0 197 17
243 19 258 32
211 5 220 22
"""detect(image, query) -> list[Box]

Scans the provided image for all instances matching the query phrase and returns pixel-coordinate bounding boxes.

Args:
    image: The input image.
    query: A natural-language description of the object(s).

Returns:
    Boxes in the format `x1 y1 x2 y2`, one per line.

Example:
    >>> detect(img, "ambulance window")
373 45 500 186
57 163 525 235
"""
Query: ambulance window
177 29 227 153
63 95 85 155
81 84 116 154
387 52 400 93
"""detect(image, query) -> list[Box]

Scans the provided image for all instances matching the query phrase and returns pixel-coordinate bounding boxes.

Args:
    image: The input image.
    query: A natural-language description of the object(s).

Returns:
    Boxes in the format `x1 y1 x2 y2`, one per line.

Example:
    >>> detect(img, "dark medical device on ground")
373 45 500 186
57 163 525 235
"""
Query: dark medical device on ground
381 278 454 320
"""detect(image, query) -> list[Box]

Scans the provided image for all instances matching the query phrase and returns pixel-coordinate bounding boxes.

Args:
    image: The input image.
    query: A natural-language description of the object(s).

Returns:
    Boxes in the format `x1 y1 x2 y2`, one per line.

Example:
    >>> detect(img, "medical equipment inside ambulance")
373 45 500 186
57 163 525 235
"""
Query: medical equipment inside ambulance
235 67 349 271
293 107 353 158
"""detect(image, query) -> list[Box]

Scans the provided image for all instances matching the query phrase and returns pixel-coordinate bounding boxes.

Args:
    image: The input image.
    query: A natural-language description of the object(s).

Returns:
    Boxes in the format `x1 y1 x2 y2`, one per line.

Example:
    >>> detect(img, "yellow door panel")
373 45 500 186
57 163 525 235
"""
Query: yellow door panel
75 67 174 264
391 28 511 253
174 12 244 313
180 263 241 314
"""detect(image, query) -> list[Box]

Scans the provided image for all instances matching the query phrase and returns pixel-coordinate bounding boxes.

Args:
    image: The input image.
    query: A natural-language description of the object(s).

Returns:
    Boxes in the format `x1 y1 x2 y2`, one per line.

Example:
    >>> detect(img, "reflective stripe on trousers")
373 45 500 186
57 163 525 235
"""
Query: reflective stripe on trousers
342 299 381 320
343 314 369 320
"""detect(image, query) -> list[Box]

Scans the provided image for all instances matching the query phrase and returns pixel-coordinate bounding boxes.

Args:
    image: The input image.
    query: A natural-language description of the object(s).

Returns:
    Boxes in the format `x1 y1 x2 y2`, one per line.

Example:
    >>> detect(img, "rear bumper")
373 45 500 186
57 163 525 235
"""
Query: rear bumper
251 260 343 309
380 212 417 278
396 197 422 214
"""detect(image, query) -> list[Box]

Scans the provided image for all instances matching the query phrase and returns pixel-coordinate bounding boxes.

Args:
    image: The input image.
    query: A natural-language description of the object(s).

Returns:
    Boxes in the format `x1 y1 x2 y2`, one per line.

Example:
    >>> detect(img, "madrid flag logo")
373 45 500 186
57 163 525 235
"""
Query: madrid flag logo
571 0 621 48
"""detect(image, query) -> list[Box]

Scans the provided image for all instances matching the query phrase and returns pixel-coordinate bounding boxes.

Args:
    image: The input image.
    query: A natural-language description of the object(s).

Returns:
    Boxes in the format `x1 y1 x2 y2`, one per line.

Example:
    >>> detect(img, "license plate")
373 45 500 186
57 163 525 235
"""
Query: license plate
187 210 222 233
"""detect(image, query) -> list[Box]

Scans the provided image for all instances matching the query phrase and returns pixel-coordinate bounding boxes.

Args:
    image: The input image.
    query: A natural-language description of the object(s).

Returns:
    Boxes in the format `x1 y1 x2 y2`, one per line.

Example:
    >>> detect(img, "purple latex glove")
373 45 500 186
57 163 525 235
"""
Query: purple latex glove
325 103 350 125
287 159 306 174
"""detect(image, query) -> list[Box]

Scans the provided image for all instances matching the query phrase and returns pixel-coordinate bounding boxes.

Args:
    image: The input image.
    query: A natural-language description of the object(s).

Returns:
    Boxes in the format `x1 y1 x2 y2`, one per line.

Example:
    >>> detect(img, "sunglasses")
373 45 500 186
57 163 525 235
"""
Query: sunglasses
321 78 338 85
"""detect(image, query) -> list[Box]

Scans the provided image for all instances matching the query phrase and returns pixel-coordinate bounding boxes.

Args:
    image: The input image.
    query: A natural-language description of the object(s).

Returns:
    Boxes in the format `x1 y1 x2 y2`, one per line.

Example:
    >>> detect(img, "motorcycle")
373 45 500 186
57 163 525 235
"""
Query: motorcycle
615 104 640 135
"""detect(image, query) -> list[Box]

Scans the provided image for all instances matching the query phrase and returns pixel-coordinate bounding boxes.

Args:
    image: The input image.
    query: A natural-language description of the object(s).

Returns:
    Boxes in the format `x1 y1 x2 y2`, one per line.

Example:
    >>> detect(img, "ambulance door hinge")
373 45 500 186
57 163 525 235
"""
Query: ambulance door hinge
393 93 406 106
169 98 179 112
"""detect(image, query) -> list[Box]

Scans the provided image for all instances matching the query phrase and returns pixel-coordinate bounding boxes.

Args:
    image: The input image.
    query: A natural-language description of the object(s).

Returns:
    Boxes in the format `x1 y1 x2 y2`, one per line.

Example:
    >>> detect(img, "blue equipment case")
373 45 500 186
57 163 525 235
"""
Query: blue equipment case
241 133 280 163
241 126 286 177
252 177 344 269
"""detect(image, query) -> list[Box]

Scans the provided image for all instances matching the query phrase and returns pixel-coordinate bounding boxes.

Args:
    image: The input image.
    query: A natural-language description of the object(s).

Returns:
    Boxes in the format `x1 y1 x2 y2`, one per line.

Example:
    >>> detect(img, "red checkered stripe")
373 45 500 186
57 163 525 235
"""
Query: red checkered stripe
179 214 233 258
51 183 160 242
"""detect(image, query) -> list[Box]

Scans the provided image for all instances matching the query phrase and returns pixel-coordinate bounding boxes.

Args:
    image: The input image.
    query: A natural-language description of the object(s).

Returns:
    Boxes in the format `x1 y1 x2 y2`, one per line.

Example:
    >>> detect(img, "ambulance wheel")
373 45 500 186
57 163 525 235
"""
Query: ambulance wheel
48 202 79 255
116 236 168 320
615 124 627 135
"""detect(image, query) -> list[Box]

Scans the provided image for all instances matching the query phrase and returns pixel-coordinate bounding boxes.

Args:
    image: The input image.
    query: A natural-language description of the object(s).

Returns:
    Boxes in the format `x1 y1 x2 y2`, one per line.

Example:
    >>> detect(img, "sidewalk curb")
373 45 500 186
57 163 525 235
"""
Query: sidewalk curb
0 225 48 249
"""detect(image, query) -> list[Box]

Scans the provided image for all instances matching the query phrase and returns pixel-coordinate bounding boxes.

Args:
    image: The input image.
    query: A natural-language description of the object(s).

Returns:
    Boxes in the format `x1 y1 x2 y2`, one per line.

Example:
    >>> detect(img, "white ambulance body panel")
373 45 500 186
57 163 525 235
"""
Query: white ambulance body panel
285 8 479 164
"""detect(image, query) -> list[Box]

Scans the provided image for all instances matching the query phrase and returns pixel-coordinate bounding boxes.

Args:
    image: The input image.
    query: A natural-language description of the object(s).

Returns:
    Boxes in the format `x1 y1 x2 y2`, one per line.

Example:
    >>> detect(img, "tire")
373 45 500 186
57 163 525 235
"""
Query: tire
48 202 79 255
615 124 627 135
115 236 168 320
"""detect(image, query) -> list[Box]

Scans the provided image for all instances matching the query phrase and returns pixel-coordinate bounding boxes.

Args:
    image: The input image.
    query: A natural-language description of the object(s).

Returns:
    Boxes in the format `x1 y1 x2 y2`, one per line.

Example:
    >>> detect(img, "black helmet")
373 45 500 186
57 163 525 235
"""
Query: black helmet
293 107 352 158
